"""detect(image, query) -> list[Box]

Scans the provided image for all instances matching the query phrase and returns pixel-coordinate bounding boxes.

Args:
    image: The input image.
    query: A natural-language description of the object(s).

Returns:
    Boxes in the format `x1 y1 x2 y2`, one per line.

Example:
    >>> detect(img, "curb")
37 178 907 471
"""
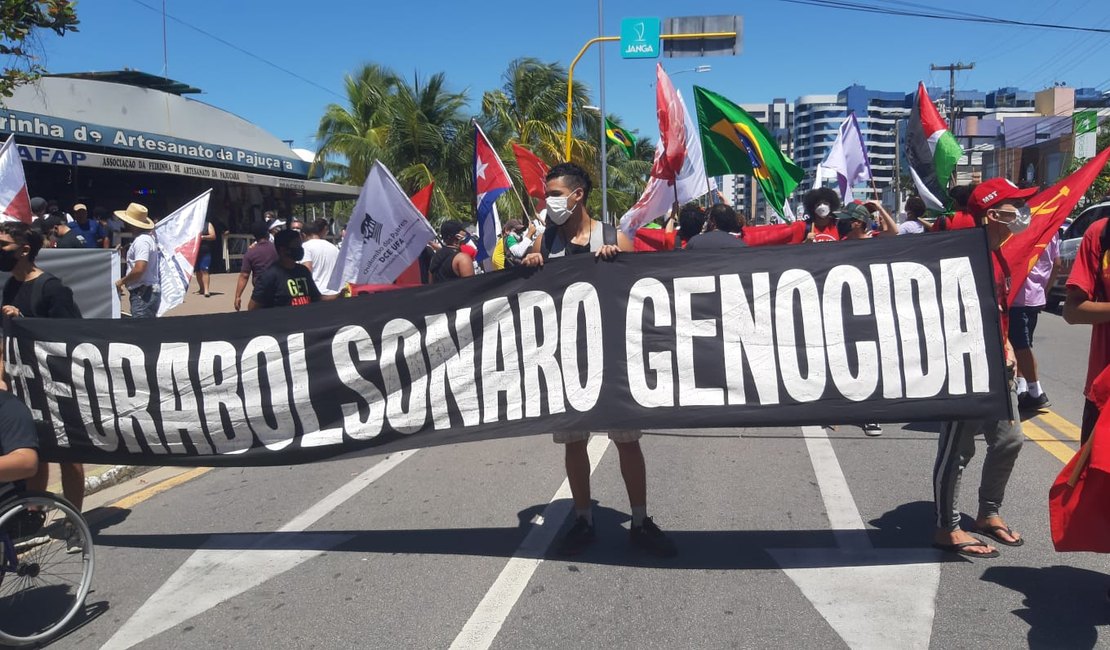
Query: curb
84 465 155 496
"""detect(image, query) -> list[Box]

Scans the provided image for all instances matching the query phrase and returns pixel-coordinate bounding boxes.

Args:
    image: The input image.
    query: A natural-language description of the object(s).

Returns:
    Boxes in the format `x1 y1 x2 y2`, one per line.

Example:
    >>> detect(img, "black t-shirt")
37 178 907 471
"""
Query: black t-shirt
685 230 747 250
251 263 321 308
0 391 38 493
198 221 213 256
429 247 461 282
2 273 83 318
55 229 88 249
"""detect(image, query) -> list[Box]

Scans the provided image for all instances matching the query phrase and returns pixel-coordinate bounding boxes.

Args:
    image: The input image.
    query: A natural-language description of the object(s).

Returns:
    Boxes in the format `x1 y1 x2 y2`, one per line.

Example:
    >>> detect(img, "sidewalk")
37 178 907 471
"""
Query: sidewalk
65 273 243 499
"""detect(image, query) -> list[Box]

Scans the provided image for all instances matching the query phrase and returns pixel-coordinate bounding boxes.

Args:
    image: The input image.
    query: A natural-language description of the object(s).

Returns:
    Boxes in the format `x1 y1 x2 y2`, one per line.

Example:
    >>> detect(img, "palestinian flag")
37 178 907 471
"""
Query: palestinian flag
907 82 963 212
605 118 636 158
693 85 803 220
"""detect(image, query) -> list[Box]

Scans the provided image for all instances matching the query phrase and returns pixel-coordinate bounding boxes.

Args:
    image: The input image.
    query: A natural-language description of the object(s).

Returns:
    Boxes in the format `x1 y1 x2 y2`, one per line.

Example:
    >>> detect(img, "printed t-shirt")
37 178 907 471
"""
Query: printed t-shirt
251 263 321 308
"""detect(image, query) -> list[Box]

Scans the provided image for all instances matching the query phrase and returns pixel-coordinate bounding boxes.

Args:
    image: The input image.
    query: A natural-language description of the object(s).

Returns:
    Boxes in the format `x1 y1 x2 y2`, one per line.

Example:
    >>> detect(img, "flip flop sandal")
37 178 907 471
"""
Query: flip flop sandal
932 541 1000 559
975 524 1024 547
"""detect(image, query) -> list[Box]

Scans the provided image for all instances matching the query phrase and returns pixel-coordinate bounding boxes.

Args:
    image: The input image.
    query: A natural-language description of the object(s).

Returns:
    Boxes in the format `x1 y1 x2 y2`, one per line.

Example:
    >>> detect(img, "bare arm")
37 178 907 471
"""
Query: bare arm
0 448 38 482
1064 286 1110 325
234 270 250 311
454 253 475 278
869 203 899 237
116 260 147 290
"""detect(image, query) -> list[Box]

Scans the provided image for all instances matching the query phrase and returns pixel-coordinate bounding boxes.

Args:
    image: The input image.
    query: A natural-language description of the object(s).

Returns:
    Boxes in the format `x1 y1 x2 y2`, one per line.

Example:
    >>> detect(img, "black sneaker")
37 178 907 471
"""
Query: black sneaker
1019 392 1050 411
630 517 678 558
862 423 883 437
557 516 596 556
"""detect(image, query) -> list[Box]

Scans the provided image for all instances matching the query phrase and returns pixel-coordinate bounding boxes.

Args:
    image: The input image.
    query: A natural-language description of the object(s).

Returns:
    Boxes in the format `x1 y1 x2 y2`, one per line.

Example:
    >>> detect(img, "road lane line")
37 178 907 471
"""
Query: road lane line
112 467 212 510
800 425 868 551
1023 420 1078 464
1037 410 1082 441
450 436 611 650
101 450 418 650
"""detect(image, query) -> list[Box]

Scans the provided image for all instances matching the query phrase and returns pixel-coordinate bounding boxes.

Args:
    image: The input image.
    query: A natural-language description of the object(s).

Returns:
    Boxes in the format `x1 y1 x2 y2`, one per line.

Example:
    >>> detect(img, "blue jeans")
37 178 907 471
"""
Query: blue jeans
129 285 161 318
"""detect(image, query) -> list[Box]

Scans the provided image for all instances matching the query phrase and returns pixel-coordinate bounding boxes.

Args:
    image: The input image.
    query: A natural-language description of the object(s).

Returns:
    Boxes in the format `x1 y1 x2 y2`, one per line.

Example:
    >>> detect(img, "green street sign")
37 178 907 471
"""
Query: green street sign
621 17 661 59
1075 110 1098 135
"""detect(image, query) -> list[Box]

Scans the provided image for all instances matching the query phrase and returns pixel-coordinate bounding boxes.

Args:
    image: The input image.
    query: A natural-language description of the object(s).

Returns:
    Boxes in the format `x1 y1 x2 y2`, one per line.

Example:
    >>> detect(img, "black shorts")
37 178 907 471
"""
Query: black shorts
1008 305 1042 351
1082 399 1100 445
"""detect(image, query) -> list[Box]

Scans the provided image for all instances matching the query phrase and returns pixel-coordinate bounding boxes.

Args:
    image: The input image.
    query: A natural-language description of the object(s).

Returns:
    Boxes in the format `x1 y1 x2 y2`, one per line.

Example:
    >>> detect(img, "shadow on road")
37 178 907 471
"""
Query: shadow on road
981 564 1110 649
92 502 953 570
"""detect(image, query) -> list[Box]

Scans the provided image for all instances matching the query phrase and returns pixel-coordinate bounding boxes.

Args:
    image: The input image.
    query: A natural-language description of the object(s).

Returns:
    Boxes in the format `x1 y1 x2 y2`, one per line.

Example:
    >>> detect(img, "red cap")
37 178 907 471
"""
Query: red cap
968 178 1038 217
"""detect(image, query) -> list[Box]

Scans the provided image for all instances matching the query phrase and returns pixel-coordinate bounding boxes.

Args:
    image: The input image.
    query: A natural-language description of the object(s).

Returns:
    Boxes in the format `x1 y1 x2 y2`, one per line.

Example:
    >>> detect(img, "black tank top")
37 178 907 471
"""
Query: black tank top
429 247 461 282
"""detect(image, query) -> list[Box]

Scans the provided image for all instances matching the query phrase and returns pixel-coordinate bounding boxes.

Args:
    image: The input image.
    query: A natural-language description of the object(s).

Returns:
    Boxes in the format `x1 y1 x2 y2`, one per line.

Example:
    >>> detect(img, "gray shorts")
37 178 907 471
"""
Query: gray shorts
552 430 643 444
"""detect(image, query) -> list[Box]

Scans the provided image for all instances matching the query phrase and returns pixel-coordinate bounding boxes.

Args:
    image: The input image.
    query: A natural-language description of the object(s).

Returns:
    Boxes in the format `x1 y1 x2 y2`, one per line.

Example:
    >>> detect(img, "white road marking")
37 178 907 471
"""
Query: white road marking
100 450 419 650
767 426 941 650
450 436 611 650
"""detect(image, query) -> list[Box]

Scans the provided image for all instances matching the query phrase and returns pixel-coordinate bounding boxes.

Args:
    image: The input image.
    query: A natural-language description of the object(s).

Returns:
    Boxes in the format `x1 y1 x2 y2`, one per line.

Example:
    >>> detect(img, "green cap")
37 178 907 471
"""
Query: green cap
837 202 872 223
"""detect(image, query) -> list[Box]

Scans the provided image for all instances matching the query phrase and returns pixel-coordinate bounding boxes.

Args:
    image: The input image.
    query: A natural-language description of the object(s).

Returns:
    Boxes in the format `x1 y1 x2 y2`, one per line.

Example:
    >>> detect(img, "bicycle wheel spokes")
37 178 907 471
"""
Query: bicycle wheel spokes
0 493 94 646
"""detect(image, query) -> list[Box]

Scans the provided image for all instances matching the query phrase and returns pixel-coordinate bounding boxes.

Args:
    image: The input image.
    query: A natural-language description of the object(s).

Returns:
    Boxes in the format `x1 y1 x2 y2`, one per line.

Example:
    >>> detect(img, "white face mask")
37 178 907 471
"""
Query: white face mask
815 203 831 218
992 206 1031 234
546 193 576 225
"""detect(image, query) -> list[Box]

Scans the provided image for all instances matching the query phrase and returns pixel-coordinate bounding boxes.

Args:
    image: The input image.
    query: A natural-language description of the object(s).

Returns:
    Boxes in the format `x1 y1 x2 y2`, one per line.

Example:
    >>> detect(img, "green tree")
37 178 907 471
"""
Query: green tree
0 0 78 98
313 63 400 186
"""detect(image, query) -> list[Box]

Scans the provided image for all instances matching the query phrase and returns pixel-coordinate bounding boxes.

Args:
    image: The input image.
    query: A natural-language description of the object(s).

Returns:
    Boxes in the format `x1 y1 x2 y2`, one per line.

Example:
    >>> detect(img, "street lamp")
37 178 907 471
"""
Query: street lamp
650 65 711 87
581 105 609 223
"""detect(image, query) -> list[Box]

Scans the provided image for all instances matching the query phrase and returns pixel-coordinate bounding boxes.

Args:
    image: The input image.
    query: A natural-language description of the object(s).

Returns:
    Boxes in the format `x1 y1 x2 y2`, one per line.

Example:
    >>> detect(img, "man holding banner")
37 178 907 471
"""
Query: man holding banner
932 179 1033 558
523 162 676 558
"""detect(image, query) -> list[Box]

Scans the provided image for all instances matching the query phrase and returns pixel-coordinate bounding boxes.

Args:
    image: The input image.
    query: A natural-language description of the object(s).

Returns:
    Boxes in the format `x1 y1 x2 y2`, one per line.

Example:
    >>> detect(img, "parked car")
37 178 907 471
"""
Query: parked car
1047 201 1110 311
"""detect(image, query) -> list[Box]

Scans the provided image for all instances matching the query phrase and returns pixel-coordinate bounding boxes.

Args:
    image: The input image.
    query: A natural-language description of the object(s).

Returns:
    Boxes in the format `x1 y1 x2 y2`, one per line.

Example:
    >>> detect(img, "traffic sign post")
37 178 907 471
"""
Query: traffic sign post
620 17 661 59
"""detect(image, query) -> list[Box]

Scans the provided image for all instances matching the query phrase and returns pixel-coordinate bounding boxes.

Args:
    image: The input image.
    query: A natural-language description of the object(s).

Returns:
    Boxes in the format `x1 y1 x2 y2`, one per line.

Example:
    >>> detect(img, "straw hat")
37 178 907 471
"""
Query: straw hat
114 202 154 230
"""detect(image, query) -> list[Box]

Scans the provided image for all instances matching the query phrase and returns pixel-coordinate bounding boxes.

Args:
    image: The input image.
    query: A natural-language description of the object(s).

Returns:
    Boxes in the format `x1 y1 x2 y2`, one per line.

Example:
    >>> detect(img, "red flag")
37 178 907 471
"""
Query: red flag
1002 146 1110 304
410 181 434 216
742 221 808 247
511 143 548 210
633 227 676 252
394 182 434 286
650 64 686 181
1050 364 1110 552
0 136 31 223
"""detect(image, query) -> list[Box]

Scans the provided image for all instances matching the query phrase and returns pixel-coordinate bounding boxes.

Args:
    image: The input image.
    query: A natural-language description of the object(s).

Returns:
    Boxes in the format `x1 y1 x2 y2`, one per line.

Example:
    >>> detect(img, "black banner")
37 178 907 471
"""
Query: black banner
6 230 1008 467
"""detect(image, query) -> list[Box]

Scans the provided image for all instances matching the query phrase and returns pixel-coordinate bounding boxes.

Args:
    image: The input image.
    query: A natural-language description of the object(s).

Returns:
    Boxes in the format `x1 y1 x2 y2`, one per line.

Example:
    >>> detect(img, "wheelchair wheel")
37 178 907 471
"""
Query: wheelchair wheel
0 491 95 646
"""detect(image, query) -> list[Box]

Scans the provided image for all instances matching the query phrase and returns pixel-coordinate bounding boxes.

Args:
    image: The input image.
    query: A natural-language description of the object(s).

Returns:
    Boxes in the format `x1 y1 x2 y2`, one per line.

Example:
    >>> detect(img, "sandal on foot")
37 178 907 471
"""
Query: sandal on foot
974 524 1024 547
932 540 1000 558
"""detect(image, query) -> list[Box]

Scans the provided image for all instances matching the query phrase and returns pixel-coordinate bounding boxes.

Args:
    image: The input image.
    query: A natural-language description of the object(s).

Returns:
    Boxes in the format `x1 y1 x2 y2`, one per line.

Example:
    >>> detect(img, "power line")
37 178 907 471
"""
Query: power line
776 0 1110 34
129 0 344 101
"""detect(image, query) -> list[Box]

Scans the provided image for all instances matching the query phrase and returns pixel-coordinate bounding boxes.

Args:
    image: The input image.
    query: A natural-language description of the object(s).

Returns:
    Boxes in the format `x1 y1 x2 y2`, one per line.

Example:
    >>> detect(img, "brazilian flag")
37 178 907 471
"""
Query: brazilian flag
605 118 636 158
693 86 804 219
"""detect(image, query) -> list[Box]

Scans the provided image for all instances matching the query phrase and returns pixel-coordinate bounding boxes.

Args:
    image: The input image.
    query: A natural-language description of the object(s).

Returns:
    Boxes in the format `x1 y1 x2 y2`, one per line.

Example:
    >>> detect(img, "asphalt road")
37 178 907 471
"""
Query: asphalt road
37 309 1110 649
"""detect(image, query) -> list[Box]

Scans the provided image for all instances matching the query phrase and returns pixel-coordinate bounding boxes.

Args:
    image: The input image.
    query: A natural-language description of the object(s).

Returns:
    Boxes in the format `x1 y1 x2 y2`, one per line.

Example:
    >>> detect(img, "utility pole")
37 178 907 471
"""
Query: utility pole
930 62 975 131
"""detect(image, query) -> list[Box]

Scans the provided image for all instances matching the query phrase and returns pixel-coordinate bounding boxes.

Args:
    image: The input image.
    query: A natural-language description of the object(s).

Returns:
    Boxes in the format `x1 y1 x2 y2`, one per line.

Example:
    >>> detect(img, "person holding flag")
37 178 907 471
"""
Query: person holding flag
521 162 676 558
113 202 161 318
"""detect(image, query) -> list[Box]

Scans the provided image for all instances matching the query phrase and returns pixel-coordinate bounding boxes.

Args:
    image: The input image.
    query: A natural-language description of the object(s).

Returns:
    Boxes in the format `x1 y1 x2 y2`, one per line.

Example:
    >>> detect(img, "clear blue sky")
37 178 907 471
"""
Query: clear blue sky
38 0 1110 152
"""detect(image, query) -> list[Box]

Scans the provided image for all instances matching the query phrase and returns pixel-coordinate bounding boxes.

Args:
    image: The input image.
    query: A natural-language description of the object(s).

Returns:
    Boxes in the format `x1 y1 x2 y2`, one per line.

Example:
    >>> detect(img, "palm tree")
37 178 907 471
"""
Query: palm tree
481 58 599 171
604 130 656 218
313 63 400 185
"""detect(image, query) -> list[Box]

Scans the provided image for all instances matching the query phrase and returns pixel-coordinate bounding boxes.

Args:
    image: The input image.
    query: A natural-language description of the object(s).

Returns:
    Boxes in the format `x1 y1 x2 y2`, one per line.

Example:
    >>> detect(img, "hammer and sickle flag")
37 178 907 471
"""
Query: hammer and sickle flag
693 85 803 221
1000 145 1110 304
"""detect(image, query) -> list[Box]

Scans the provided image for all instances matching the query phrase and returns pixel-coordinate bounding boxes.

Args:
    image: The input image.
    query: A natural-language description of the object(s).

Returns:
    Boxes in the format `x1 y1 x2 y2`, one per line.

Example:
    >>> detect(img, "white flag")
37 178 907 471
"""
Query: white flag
155 189 212 316
0 136 31 223
329 161 437 291
818 114 871 203
619 89 708 237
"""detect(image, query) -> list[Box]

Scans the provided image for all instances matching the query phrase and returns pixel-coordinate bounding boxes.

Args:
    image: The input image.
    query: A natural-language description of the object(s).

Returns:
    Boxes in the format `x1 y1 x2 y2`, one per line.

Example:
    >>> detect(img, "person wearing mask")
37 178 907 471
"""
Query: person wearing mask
492 219 524 270
234 222 278 311
301 218 340 300
521 162 677 558
0 220 84 547
428 220 476 283
113 203 161 318
45 214 84 248
932 178 1034 558
801 187 841 242
685 203 746 249
249 229 321 309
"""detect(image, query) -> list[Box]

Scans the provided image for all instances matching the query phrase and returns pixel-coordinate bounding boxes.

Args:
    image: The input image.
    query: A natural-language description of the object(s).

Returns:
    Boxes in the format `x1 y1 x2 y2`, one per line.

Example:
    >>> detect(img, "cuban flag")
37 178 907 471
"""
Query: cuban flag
473 121 512 268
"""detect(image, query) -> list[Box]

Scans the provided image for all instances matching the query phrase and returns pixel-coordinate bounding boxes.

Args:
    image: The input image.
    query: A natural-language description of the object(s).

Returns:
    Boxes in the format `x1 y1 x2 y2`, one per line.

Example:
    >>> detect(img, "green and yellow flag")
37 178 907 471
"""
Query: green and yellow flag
605 118 636 158
693 86 804 217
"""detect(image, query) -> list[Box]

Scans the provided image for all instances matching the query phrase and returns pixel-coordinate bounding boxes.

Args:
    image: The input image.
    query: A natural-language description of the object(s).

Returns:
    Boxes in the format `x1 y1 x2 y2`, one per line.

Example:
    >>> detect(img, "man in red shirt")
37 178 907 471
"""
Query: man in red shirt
1064 217 1110 443
932 178 1036 558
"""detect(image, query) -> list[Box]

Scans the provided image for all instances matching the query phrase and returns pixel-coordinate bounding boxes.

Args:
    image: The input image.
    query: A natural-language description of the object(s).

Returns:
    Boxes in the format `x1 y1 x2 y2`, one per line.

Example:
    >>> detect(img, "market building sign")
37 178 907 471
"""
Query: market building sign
0 108 309 176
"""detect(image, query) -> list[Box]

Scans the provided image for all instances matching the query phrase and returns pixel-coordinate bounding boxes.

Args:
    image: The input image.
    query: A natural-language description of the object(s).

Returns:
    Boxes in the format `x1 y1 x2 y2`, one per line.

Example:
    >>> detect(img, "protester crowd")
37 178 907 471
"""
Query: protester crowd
0 161 1103 574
